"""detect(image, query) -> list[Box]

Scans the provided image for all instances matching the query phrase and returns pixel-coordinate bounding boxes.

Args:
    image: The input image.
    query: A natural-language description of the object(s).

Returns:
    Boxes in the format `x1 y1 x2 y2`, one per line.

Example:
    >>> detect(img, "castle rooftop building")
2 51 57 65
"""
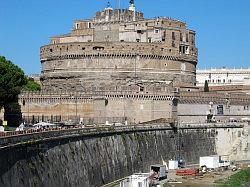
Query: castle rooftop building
40 1 198 92
196 67 250 94
197 67 250 86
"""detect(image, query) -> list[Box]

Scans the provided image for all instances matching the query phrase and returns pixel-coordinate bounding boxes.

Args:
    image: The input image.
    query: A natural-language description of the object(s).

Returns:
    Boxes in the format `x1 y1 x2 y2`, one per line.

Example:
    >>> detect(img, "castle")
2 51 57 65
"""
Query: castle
12 1 250 124
40 0 197 92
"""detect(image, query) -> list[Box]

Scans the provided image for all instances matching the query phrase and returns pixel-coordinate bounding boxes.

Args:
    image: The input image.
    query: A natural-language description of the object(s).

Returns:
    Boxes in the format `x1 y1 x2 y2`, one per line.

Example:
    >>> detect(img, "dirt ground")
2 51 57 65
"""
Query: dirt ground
104 162 250 187
162 167 244 187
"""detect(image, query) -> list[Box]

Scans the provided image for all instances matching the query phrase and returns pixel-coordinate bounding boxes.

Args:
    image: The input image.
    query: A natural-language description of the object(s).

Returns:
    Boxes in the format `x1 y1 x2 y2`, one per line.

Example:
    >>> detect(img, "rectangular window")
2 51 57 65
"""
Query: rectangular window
163 31 166 40
186 33 189 42
88 22 91 28
155 29 159 34
217 105 224 115
185 46 189 54
76 23 79 29
172 32 175 40
179 45 189 54
180 33 183 41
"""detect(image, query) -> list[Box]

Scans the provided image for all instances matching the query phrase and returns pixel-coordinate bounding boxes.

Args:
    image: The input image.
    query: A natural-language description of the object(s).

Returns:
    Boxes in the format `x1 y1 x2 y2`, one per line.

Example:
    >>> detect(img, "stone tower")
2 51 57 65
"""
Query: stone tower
40 2 198 92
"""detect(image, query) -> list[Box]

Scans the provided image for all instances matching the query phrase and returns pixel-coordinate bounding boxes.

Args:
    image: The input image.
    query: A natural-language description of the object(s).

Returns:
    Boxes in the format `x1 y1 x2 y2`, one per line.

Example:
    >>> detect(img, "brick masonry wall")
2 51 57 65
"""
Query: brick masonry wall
19 91 176 124
40 41 197 91
0 123 247 187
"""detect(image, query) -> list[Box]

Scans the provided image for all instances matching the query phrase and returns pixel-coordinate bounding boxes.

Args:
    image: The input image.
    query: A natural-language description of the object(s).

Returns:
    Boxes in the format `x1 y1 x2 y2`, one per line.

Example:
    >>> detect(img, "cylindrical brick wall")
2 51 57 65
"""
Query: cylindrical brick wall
40 42 197 91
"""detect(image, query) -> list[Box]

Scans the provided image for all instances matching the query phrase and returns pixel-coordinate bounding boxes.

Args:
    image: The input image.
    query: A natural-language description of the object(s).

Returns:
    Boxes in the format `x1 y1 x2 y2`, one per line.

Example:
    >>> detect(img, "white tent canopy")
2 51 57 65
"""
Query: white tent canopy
33 122 56 128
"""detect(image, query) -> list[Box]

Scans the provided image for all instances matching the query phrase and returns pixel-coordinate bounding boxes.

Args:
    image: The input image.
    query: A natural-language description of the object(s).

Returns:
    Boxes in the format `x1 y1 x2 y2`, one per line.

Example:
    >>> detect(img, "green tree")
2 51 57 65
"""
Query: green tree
0 56 27 126
22 78 41 91
204 80 209 92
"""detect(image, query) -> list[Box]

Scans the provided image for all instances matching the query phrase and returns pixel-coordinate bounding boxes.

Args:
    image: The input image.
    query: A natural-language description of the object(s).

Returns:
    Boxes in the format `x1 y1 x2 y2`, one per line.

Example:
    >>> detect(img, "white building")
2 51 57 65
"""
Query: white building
199 155 220 169
196 68 250 87
120 173 150 187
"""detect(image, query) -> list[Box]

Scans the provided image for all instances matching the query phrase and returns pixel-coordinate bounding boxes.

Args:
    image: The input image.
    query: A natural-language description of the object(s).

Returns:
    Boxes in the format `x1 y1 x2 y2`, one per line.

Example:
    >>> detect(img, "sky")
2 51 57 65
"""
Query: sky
0 0 250 75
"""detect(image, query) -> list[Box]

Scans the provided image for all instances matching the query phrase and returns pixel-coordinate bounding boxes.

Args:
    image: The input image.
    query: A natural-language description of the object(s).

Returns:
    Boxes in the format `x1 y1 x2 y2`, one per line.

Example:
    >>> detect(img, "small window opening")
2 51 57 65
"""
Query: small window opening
172 32 175 40
88 22 91 28
186 33 189 42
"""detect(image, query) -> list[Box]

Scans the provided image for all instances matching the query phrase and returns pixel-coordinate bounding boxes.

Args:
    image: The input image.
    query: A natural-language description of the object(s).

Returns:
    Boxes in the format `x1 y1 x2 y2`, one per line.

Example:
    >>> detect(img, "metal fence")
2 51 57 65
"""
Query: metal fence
22 115 127 125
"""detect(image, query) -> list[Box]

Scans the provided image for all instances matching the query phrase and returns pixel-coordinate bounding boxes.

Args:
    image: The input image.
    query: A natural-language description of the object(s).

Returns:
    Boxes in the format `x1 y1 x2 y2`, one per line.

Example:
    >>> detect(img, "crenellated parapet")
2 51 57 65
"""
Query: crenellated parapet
41 42 197 61
19 85 176 104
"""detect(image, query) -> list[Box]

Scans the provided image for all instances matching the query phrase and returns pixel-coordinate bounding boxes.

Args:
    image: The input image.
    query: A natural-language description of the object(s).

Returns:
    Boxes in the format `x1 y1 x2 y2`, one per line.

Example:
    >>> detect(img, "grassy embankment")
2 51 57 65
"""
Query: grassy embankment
215 168 250 187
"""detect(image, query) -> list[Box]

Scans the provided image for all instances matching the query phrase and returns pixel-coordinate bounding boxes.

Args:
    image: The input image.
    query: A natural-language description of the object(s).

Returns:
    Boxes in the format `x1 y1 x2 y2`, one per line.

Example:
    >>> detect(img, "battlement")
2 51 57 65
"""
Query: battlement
19 85 176 103
41 42 197 60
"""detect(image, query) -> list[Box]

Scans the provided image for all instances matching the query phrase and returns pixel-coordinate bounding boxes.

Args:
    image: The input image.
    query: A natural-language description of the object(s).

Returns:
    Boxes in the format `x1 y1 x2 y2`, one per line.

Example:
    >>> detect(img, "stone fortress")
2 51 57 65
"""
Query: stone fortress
40 0 197 92
12 1 250 124
1 3 250 187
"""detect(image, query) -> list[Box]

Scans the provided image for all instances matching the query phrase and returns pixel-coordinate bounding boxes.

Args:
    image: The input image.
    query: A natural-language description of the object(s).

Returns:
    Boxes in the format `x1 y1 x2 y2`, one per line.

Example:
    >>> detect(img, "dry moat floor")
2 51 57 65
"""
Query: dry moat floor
105 162 250 187
163 170 234 187
163 164 250 187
